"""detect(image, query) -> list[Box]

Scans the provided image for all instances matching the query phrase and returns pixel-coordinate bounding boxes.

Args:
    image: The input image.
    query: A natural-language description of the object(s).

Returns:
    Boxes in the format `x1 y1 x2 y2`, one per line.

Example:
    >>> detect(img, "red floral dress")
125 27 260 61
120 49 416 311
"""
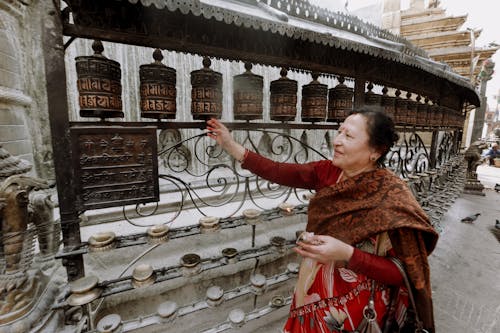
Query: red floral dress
283 236 409 333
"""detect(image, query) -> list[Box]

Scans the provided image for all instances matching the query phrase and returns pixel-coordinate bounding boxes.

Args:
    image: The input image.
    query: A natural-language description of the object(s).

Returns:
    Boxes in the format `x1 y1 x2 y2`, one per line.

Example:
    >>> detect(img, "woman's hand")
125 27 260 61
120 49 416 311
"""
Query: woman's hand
294 234 354 264
206 118 246 161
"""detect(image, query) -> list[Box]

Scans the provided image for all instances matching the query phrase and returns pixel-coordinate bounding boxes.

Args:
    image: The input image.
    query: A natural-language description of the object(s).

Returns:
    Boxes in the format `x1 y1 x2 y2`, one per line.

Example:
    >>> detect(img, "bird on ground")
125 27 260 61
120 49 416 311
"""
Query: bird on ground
494 183 500 193
460 213 481 223
495 219 500 230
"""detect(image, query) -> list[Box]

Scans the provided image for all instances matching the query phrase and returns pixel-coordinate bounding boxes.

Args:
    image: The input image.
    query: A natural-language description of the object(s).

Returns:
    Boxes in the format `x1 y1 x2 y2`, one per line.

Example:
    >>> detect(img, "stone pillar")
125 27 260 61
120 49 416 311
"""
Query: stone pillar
0 7 35 173
470 59 495 143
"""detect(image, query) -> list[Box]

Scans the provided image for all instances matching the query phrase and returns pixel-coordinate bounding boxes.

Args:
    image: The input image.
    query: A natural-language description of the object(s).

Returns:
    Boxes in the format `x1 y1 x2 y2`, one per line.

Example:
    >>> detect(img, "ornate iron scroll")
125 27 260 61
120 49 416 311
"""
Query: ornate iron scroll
71 126 159 210
387 131 431 177
120 128 330 226
436 131 455 167
112 127 456 228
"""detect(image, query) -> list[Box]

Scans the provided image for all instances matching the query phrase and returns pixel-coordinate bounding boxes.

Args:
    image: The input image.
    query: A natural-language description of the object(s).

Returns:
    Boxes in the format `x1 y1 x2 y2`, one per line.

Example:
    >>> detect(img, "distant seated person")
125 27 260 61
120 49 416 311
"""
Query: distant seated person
485 143 500 165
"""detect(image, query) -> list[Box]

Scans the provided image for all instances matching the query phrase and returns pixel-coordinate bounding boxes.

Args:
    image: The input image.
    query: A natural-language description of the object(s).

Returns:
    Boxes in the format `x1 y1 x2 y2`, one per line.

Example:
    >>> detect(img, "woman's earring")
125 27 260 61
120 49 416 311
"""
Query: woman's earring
370 156 377 162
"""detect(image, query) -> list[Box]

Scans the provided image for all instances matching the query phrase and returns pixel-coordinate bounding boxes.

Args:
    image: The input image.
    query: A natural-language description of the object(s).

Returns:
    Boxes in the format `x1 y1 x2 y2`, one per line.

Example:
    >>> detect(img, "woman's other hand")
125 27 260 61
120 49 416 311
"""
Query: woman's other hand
206 118 246 161
294 235 354 264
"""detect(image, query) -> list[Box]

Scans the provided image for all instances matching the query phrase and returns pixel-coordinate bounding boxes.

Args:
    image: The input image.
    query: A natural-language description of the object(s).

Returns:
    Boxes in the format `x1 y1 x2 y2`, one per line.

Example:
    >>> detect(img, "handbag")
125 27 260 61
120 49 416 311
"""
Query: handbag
354 279 383 333
355 257 429 333
383 257 429 333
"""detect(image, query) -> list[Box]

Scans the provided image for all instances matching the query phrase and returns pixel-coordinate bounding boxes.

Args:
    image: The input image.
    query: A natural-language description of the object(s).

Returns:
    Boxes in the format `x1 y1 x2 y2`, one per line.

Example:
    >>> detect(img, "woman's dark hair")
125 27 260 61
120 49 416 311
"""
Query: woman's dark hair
350 107 399 167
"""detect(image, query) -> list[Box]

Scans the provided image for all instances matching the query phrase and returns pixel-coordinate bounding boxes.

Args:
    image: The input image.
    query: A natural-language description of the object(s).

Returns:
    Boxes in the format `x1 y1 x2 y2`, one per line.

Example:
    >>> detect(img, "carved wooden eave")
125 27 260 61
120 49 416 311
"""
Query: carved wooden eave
401 14 467 37
401 7 445 22
61 0 480 107
406 29 481 50
429 46 499 59
430 46 499 78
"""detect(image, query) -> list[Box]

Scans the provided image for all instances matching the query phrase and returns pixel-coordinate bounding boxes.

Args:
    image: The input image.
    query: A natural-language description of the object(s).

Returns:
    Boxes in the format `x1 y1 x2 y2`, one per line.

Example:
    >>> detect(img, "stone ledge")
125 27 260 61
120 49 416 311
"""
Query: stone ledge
0 86 31 107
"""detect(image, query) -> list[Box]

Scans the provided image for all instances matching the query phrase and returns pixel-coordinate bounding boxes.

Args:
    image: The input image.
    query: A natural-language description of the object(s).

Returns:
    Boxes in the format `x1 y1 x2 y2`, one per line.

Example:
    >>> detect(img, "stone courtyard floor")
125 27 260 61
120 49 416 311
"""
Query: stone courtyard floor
430 188 500 333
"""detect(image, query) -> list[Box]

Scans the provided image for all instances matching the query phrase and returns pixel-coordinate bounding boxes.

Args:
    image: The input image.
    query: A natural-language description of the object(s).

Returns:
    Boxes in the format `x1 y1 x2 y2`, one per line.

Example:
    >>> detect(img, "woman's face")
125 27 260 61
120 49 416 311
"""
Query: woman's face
332 114 378 172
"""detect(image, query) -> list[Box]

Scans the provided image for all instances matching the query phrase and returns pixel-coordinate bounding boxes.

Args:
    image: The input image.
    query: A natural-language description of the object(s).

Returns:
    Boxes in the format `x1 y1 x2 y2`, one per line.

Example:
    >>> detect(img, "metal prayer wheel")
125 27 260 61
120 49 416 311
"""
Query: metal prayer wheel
381 87 395 120
139 49 176 119
301 72 327 122
454 110 464 128
449 108 458 128
191 57 222 120
327 76 353 123
406 92 418 126
270 68 297 121
436 105 444 127
416 96 428 127
429 103 440 127
75 40 123 119
445 107 455 127
364 82 381 107
394 90 408 125
233 63 263 120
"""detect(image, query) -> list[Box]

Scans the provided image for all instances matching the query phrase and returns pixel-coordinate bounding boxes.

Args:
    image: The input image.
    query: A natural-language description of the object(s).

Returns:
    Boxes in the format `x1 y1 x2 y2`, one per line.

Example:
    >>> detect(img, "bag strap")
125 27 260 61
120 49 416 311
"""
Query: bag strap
387 257 429 333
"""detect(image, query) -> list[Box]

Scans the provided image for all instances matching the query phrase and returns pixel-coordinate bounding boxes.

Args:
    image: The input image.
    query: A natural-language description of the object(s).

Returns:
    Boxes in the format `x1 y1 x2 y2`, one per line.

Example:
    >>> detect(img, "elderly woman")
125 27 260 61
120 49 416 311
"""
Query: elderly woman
207 109 438 333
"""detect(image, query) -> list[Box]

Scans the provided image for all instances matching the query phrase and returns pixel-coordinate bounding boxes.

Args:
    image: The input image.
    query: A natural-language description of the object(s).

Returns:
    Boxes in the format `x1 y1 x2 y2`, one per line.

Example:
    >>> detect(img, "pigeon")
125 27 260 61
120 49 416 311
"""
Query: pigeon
495 184 500 193
461 213 480 223
496 219 500 230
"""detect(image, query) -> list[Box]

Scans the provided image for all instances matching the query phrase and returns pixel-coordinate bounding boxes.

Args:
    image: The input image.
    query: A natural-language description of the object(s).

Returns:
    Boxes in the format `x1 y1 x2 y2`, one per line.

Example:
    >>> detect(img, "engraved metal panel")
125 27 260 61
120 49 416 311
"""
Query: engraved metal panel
71 126 159 210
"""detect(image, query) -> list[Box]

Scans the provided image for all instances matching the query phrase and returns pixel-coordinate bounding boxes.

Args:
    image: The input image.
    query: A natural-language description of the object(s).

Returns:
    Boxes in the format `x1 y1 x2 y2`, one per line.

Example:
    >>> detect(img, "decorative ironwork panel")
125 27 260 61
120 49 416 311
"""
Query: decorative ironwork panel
71 126 159 210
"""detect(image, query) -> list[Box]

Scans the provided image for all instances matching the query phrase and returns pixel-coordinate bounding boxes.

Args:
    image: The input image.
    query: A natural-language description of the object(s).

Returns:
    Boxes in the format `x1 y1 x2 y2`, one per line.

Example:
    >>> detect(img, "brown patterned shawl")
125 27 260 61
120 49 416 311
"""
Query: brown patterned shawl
307 168 439 332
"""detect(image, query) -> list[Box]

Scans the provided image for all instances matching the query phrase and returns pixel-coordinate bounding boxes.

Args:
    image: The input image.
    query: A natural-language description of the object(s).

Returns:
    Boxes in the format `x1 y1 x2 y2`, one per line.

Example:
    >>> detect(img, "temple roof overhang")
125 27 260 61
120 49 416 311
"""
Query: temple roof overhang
401 15 468 36
407 29 481 50
401 7 446 21
61 0 480 106
429 46 499 59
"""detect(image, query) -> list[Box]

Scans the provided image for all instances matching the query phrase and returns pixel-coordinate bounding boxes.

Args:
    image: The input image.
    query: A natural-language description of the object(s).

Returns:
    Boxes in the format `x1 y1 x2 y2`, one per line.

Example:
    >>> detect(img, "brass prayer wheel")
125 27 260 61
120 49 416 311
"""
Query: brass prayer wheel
139 49 176 120
270 68 297 121
406 92 418 126
233 63 263 120
301 72 327 122
416 96 428 127
454 109 465 128
441 106 450 127
394 90 408 125
75 40 123 119
364 82 381 107
327 76 353 123
381 87 395 120
429 102 440 127
190 57 222 120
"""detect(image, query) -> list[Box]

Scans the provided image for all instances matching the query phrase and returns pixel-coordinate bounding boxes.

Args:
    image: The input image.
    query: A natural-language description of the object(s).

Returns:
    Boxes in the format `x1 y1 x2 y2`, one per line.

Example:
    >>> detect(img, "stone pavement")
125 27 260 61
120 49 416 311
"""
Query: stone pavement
430 189 500 332
477 164 500 189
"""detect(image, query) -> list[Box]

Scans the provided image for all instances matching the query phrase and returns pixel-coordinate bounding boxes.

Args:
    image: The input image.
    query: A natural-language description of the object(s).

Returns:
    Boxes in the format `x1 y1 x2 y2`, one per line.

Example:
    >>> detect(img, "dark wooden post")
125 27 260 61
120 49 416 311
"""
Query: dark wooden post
42 1 84 281
429 130 439 168
353 77 366 109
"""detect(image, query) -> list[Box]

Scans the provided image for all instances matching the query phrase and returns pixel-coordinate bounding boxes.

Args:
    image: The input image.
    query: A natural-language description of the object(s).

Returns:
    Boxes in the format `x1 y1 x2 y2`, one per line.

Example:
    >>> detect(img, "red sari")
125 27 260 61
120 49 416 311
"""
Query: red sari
283 235 409 332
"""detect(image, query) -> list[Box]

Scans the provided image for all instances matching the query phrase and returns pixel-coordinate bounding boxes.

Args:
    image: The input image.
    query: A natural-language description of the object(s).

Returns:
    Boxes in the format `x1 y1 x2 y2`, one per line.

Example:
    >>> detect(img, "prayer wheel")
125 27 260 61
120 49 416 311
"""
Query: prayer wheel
233 63 263 120
75 40 123 119
190 57 222 120
139 49 176 120
381 87 396 121
270 68 297 121
394 90 408 126
406 92 418 126
301 72 327 122
429 102 440 127
442 106 454 127
416 96 429 127
364 82 381 107
327 76 353 123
